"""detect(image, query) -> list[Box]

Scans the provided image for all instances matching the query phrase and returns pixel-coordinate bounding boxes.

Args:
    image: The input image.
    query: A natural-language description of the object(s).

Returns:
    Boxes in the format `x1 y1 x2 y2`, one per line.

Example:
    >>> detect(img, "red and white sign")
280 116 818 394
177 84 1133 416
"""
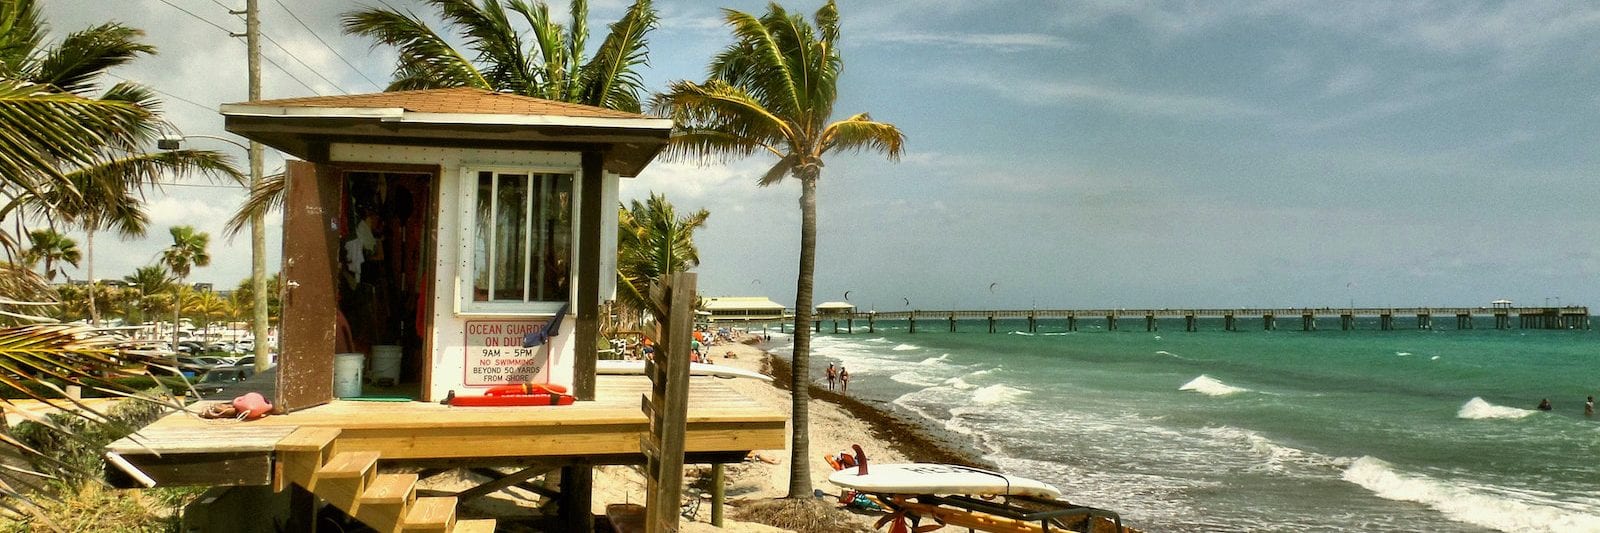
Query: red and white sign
462 320 548 386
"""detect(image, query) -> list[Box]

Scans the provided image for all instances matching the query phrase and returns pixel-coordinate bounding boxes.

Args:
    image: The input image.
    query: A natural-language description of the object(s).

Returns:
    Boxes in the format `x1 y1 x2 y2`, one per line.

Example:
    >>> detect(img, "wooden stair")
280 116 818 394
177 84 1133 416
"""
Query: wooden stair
277 427 494 532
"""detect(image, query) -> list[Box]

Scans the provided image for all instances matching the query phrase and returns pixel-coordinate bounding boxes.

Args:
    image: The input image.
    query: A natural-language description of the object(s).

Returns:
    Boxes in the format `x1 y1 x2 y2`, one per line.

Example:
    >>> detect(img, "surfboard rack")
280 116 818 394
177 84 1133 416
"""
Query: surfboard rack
880 493 1125 533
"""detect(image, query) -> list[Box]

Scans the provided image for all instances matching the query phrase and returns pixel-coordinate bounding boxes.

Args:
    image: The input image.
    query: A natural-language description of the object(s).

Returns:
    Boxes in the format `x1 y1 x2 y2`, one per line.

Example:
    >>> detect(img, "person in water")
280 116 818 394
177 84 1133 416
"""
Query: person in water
1538 398 1552 411
1586 396 1594 417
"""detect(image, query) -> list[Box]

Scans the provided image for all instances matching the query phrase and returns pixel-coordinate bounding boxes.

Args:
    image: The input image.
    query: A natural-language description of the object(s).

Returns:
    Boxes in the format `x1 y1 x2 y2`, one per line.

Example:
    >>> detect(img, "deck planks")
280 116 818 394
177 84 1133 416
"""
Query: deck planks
107 376 785 487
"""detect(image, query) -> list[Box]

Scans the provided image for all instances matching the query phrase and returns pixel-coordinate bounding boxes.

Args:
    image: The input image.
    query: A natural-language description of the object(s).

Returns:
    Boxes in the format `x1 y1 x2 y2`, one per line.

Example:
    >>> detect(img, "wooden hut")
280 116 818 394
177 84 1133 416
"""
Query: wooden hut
106 89 785 532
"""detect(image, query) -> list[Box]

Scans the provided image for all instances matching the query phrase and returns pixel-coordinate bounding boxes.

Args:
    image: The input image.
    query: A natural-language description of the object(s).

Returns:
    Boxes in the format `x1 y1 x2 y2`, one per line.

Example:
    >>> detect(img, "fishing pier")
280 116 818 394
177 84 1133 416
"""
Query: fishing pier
798 306 1591 334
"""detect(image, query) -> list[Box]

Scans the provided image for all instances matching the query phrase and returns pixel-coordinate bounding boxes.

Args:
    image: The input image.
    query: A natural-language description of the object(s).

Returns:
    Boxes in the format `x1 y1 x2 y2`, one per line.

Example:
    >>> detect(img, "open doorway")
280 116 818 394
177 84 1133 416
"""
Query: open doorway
336 170 435 399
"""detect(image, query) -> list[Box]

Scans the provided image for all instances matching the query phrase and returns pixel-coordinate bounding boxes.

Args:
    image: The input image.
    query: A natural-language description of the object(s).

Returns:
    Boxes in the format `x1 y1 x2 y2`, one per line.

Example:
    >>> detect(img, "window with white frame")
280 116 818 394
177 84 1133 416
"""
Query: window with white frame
464 169 573 313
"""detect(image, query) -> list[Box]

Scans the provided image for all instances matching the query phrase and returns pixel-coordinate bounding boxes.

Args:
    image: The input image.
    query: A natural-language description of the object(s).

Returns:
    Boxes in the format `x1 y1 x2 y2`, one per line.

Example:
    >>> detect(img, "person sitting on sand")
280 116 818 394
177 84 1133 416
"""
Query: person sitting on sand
826 363 838 391
840 366 851 394
1538 398 1553 411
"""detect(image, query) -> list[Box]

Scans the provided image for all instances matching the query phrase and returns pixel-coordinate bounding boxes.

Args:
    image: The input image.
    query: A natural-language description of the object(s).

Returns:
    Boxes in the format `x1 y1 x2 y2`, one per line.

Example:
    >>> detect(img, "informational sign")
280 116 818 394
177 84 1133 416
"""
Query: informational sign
462 320 548 386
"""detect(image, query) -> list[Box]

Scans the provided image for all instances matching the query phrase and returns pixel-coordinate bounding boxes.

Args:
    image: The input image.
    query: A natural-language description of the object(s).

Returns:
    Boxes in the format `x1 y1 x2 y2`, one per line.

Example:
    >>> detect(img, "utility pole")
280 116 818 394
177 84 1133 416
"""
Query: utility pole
233 0 270 373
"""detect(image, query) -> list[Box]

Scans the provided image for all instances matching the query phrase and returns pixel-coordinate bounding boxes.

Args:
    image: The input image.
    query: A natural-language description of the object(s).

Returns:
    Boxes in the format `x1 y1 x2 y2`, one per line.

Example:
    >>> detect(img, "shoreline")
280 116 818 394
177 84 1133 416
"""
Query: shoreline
758 351 994 469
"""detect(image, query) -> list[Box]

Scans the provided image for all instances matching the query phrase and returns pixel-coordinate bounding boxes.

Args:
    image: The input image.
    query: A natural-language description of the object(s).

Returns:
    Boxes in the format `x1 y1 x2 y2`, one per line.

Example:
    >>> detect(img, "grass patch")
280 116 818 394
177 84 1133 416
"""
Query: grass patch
731 498 871 533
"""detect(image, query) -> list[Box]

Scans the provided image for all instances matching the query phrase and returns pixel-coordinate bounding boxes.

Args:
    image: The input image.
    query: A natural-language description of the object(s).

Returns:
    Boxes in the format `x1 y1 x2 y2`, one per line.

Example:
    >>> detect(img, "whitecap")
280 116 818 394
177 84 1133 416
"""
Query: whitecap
891 343 919 351
944 376 977 390
1342 456 1600 532
890 371 942 387
972 384 1031 405
1396 351 1412 356
1431 356 1440 361
1457 397 1535 420
1180 375 1249 396
919 354 950 365
1010 331 1035 336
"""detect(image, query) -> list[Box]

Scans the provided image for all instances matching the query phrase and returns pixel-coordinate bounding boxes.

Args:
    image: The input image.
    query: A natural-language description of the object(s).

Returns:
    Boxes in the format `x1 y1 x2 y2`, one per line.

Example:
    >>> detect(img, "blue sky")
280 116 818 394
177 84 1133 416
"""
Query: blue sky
40 1 1600 311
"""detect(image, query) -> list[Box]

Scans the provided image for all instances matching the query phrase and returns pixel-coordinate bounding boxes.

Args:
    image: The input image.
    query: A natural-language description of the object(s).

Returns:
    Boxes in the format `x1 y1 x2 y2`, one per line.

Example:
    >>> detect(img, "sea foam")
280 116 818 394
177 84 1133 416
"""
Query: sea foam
972 384 1031 405
1180 375 1248 396
1343 456 1600 532
891 343 919 351
1457 397 1535 420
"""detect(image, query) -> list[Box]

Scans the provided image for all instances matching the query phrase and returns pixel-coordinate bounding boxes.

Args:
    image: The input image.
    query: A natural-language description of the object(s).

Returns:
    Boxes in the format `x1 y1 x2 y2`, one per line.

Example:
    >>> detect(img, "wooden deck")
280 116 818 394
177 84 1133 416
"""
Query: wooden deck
107 376 785 488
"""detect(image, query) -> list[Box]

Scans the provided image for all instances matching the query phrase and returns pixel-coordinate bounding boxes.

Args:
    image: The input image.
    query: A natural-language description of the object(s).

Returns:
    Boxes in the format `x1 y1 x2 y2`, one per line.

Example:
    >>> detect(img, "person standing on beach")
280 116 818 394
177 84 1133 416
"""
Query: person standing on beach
840 366 850 394
826 363 837 391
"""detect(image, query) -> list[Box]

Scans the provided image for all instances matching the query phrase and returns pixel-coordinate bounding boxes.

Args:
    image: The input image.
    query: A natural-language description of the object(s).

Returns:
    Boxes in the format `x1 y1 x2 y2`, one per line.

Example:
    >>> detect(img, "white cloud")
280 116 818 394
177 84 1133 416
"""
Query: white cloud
1322 65 1376 97
864 31 1072 51
955 76 1270 120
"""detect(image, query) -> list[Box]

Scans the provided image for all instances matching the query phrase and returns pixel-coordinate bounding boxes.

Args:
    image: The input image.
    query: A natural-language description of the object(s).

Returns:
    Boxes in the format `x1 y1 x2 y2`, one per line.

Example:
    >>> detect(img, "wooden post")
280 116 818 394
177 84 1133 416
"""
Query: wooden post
710 463 725 527
642 273 696 533
1067 314 1076 332
1145 313 1156 332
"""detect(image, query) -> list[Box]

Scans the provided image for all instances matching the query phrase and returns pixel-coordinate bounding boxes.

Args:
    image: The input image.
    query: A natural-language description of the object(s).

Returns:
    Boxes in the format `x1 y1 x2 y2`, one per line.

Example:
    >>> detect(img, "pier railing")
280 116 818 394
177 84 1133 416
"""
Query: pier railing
791 306 1591 333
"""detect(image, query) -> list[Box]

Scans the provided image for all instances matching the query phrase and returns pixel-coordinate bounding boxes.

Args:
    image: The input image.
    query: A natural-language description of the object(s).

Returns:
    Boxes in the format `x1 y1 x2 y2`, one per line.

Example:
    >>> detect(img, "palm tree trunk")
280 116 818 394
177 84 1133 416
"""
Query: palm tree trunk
172 279 183 354
787 171 819 498
86 228 99 325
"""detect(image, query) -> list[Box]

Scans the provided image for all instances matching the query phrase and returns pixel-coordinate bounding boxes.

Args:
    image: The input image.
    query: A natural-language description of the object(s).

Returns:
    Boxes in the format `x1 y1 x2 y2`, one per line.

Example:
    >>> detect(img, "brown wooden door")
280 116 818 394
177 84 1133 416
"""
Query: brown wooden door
276 161 342 412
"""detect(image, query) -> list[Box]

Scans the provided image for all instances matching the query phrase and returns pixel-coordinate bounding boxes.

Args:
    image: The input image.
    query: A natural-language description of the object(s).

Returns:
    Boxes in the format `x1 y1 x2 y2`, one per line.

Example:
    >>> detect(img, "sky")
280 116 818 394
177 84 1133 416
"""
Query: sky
34 0 1600 312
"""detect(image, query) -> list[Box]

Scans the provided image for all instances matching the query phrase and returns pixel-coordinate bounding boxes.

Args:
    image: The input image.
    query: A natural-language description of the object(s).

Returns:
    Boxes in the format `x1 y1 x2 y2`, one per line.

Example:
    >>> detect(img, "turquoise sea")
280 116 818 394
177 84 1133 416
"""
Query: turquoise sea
771 317 1600 532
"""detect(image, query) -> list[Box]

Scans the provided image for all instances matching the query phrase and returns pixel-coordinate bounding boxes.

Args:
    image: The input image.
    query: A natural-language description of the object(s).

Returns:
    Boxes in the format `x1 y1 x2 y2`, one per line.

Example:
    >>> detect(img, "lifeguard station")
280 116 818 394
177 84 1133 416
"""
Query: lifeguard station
106 88 786 532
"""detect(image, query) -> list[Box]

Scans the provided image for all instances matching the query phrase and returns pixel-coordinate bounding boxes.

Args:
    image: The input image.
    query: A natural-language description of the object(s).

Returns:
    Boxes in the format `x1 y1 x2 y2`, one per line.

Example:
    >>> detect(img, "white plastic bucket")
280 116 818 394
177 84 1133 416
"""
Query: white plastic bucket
334 353 364 398
371 345 402 386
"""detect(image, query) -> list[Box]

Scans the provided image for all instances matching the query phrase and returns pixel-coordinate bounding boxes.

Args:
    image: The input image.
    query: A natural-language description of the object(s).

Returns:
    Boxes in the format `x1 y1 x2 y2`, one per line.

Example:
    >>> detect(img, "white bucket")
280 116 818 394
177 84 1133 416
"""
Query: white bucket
371 345 402 386
334 353 364 398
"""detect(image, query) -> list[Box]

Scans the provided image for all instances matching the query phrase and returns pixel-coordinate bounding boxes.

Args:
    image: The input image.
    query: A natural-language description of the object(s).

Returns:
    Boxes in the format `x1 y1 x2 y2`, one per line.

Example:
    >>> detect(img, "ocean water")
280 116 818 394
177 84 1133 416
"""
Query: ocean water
768 317 1600 532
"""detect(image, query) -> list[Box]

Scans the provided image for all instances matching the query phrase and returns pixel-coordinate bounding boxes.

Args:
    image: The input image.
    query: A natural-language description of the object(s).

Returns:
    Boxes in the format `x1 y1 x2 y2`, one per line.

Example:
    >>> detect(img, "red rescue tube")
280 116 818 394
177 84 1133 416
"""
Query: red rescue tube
449 392 575 407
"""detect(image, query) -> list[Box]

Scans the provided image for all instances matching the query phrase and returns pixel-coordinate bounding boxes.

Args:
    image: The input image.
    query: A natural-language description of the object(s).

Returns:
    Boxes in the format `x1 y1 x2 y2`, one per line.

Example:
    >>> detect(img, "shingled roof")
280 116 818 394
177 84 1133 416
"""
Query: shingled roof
221 87 672 176
243 87 648 120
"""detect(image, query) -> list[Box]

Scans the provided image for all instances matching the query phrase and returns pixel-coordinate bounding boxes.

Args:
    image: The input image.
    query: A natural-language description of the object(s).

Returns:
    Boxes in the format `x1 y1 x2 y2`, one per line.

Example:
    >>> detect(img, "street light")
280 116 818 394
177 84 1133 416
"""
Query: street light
160 133 270 373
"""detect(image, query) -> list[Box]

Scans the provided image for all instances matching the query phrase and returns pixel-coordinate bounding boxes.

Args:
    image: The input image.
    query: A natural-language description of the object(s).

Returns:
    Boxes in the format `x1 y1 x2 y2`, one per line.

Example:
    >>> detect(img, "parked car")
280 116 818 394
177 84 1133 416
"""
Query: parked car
195 366 256 396
236 339 255 352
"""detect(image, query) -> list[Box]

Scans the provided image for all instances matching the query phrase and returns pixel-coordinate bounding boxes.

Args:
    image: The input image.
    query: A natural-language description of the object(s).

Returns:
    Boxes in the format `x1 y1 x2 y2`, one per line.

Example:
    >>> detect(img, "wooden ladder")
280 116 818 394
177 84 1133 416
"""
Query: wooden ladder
276 427 496 533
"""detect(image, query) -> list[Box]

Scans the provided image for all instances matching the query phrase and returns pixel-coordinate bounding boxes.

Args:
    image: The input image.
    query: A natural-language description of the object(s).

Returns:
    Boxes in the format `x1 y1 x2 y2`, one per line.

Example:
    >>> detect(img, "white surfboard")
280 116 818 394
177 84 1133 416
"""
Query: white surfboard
829 463 1062 499
595 360 774 382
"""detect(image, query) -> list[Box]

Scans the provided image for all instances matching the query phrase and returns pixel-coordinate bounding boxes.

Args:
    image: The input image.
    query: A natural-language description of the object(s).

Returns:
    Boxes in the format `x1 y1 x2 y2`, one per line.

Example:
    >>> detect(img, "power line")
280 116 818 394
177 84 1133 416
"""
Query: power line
151 0 326 97
105 73 217 114
259 31 350 94
269 0 384 91
154 0 237 35
258 54 322 95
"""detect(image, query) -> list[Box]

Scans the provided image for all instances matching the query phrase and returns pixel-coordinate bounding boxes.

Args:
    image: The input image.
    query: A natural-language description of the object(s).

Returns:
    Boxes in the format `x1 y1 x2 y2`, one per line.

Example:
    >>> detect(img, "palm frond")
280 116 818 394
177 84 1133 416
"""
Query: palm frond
579 0 656 112
427 0 534 92
509 0 570 100
0 0 47 79
0 80 150 197
35 23 153 96
651 79 791 161
820 113 904 160
223 171 283 238
342 7 489 90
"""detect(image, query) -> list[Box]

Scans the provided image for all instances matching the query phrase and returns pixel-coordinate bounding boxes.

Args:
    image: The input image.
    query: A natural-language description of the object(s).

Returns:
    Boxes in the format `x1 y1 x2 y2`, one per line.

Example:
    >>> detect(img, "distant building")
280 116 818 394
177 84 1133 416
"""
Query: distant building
703 297 788 322
815 301 855 318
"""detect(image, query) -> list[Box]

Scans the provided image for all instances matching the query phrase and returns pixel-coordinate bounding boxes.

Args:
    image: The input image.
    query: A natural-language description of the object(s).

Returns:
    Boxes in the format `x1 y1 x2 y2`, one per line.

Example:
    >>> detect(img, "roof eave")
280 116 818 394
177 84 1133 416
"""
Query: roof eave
219 104 673 131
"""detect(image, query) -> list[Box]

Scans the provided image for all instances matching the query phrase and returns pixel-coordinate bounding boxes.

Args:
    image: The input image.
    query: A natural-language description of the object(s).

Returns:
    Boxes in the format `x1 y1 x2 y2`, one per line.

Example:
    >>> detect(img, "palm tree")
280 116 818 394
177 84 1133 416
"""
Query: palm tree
650 1 905 498
342 0 658 112
21 229 80 283
615 193 709 327
122 264 172 325
160 226 210 350
1 0 243 323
